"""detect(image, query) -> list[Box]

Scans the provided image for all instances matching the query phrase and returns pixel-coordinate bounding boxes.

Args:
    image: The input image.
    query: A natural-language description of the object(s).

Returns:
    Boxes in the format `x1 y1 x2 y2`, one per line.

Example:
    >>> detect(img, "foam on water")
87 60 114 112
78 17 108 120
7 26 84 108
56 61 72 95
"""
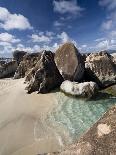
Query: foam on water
48 92 116 143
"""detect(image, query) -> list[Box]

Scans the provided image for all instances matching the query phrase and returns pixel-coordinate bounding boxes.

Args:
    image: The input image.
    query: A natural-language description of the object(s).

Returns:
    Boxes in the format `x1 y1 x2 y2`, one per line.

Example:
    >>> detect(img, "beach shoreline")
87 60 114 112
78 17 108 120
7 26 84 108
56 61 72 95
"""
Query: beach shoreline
0 78 67 155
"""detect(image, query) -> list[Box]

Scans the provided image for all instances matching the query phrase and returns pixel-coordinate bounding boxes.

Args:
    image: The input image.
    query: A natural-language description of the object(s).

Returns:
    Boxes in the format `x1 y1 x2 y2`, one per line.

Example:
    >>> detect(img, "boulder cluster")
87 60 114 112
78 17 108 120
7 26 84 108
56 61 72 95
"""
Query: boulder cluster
0 60 17 78
0 42 116 98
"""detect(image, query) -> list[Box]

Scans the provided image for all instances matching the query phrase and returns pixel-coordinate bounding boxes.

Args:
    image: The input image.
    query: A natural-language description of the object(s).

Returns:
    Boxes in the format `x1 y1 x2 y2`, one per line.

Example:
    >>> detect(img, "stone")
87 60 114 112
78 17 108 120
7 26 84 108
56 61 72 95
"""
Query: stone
0 60 18 78
60 80 98 98
85 51 116 88
26 50 63 94
55 42 85 81
111 53 116 64
14 52 41 79
101 84 116 97
13 50 27 65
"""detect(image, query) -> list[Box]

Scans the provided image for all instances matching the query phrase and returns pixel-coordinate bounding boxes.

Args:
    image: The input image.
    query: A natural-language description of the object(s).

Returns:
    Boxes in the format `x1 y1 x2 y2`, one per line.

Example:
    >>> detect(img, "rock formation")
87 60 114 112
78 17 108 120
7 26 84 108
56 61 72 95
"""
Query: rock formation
14 52 41 79
13 50 27 65
85 51 116 88
0 60 18 78
111 53 116 64
26 50 63 94
60 80 98 98
55 42 85 81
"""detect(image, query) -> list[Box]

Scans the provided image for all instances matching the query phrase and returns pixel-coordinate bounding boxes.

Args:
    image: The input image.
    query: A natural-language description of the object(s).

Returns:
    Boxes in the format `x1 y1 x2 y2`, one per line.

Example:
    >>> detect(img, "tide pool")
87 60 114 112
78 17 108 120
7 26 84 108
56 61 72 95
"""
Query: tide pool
48 92 116 143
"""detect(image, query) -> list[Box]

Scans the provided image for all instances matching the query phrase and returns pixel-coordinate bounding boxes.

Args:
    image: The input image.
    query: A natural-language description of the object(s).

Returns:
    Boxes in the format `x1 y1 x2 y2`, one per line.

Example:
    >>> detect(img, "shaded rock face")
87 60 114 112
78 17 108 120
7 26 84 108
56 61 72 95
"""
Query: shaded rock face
55 43 85 81
101 84 116 97
26 51 63 94
60 80 98 98
82 53 91 62
14 52 41 79
85 51 116 88
0 61 17 78
13 50 27 65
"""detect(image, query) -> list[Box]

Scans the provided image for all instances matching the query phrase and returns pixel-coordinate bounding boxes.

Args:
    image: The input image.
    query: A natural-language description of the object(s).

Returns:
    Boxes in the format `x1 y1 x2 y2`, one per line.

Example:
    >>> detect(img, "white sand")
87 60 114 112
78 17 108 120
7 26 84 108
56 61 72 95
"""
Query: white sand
0 78 69 155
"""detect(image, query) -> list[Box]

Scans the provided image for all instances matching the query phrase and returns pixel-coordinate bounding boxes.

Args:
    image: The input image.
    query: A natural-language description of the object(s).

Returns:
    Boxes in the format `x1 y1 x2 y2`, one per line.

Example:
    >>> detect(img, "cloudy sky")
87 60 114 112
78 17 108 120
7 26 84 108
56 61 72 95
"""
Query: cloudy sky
0 0 116 57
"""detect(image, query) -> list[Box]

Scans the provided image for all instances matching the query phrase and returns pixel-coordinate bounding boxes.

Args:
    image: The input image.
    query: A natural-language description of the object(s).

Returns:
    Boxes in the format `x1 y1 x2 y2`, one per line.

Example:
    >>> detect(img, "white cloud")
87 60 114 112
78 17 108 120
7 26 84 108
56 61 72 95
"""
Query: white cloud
57 32 70 43
101 20 113 30
110 30 116 38
31 33 52 43
95 38 105 42
99 0 116 11
96 40 109 50
54 21 64 27
53 0 84 15
0 32 20 43
57 31 78 47
0 7 32 30
81 44 87 48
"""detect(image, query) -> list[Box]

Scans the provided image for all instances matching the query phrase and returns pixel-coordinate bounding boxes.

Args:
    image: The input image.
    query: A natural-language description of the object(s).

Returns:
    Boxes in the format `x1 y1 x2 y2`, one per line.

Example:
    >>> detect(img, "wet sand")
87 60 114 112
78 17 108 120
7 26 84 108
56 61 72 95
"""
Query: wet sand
0 78 67 155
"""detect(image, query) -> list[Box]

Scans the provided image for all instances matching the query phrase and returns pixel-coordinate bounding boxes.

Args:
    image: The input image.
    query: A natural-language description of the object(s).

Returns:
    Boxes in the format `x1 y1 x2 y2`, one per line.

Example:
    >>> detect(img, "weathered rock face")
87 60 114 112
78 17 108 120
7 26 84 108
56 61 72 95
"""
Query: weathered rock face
85 51 116 88
26 51 64 94
111 53 116 64
0 61 18 78
14 52 41 79
60 80 98 98
55 43 85 81
13 50 27 65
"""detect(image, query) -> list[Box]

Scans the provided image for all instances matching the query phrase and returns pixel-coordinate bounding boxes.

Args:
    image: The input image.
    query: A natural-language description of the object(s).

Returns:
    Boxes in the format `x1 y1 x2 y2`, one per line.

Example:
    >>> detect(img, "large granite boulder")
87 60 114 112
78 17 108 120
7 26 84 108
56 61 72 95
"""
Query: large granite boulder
0 60 18 78
60 80 98 98
13 50 27 65
85 51 116 88
14 52 41 79
55 42 85 81
26 50 64 94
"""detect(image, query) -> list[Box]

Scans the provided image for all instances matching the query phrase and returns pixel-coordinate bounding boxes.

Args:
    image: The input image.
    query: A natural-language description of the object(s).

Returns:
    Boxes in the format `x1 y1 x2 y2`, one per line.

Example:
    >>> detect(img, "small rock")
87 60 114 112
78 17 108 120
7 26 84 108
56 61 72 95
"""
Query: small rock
60 80 98 98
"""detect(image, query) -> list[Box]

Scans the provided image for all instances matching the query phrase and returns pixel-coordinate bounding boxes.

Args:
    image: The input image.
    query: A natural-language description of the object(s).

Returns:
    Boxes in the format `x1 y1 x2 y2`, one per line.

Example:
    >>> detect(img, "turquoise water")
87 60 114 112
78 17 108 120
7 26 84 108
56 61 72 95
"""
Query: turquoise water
48 92 116 143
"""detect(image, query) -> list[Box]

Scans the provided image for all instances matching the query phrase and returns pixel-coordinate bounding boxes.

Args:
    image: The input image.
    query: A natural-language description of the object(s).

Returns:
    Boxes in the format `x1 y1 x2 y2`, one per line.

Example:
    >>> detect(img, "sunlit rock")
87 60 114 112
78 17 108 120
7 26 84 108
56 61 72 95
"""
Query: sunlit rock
60 80 98 98
85 51 116 88
14 52 41 79
26 50 63 94
55 42 85 81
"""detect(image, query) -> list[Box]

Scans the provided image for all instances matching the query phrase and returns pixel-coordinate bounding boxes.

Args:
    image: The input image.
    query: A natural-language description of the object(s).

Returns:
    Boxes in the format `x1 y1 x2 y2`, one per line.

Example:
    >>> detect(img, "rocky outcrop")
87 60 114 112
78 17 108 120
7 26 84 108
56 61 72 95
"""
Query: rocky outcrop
0 61 18 78
13 50 27 65
111 53 116 64
55 42 85 81
26 51 63 94
85 51 116 88
14 52 41 79
60 80 98 98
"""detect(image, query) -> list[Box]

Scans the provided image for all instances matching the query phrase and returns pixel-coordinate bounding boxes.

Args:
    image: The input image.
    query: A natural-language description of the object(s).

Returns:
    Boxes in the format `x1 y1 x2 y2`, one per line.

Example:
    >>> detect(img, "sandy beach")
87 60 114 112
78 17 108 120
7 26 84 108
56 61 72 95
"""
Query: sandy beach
0 78 68 155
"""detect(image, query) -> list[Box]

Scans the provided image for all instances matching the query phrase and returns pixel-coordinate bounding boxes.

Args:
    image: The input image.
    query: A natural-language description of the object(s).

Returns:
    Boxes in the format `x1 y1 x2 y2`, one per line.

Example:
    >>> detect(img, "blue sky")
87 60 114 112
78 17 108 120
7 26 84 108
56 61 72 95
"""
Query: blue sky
0 0 116 57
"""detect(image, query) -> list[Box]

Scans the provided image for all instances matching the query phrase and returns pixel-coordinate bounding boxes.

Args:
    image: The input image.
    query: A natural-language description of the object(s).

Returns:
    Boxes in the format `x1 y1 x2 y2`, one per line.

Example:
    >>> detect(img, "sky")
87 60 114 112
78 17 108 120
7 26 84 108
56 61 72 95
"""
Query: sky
0 0 116 57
